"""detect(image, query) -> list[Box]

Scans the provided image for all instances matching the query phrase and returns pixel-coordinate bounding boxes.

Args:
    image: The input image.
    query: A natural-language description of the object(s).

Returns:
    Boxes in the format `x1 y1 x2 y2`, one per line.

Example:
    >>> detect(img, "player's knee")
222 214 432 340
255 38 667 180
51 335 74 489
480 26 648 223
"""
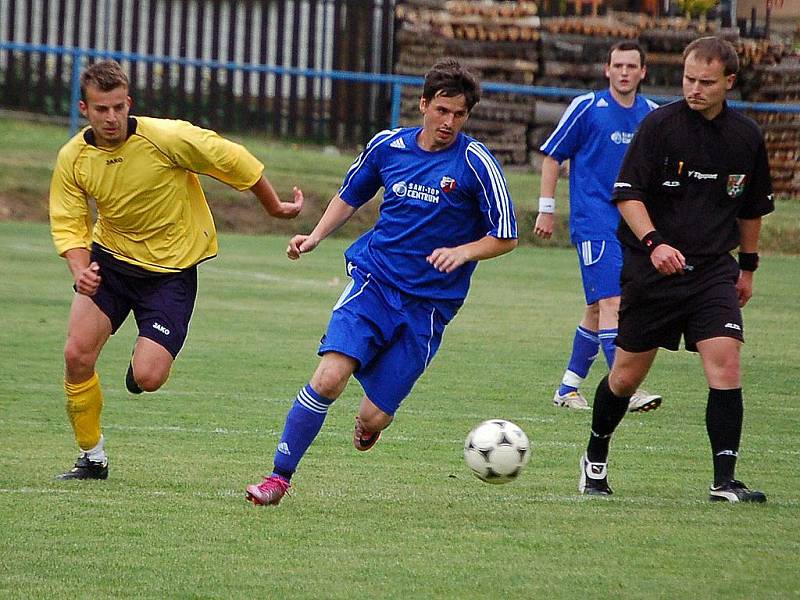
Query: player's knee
608 370 639 397
311 365 351 399
64 342 96 378
709 362 741 389
134 369 168 392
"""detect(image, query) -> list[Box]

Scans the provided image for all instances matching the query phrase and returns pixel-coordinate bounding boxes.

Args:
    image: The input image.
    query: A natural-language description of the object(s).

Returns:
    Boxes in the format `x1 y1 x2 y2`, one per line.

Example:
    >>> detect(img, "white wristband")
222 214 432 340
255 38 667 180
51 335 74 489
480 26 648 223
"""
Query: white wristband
538 197 555 214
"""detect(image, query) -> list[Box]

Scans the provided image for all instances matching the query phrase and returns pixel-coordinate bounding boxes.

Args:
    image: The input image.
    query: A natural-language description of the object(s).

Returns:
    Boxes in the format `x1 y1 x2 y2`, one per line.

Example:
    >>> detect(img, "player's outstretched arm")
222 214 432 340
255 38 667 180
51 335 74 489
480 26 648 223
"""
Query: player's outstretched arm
427 236 518 274
250 176 304 219
287 195 357 260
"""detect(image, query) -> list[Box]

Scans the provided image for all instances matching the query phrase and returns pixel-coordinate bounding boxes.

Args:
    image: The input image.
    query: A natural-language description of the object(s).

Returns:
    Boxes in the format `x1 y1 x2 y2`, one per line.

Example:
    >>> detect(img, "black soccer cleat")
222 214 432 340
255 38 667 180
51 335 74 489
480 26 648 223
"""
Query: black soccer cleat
126 362 143 394
579 453 613 496
709 479 767 503
56 454 109 480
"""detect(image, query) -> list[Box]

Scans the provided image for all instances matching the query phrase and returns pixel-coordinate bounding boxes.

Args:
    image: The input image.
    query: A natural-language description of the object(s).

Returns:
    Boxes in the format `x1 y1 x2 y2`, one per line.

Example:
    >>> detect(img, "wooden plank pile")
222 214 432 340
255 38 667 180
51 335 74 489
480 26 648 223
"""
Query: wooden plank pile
394 1 541 164
742 56 800 196
394 2 799 196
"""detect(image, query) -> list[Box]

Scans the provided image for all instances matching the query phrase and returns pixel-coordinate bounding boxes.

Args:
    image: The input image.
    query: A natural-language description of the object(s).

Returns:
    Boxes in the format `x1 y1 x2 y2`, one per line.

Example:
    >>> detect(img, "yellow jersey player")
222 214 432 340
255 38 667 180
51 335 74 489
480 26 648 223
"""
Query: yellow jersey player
49 60 303 480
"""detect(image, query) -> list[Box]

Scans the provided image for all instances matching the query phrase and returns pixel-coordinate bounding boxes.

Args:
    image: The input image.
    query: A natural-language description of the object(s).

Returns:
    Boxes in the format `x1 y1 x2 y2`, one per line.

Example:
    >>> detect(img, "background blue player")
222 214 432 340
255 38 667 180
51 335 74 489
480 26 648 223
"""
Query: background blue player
246 58 518 506
534 41 662 412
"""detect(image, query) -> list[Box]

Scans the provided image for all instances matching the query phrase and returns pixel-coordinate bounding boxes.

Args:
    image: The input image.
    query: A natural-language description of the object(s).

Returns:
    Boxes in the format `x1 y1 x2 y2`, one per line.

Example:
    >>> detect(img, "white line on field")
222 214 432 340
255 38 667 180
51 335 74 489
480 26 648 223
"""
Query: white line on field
202 265 340 288
2 242 51 254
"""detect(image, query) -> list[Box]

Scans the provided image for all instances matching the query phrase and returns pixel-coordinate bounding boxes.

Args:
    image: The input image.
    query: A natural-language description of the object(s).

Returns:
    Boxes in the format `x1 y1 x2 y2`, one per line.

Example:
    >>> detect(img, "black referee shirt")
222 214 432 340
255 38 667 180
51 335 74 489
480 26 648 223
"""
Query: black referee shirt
612 100 774 259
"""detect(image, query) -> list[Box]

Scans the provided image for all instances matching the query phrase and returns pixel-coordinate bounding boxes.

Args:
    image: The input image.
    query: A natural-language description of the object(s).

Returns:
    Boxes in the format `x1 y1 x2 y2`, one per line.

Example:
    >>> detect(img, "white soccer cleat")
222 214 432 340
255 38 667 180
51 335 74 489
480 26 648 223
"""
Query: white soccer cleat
628 389 662 413
553 390 590 410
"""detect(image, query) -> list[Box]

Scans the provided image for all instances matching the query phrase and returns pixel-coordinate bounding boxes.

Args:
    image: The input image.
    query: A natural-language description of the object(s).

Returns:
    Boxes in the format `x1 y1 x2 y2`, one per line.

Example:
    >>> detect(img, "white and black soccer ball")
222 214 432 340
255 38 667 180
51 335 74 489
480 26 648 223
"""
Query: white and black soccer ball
464 419 531 484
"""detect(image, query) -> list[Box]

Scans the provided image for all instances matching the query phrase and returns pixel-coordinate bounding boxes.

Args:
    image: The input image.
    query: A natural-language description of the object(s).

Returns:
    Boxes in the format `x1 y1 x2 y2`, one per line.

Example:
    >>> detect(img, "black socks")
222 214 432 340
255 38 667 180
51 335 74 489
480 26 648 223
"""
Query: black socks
706 387 743 486
586 375 629 463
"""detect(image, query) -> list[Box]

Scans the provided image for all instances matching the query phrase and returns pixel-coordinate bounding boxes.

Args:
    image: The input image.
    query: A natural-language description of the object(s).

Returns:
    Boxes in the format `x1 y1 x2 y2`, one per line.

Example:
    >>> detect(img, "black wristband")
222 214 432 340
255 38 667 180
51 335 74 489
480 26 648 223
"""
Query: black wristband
641 230 665 254
738 252 759 272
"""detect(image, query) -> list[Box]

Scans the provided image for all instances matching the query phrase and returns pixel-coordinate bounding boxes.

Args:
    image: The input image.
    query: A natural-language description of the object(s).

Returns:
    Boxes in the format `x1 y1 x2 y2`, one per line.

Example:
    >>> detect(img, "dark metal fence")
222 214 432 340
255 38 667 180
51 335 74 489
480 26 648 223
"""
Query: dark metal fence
0 0 395 145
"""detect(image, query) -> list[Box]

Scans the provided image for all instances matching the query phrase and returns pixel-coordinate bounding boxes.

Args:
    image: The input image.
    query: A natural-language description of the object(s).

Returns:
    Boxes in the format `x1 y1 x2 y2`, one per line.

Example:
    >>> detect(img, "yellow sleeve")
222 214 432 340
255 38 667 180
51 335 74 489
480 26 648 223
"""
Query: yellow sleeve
49 144 93 256
156 120 264 191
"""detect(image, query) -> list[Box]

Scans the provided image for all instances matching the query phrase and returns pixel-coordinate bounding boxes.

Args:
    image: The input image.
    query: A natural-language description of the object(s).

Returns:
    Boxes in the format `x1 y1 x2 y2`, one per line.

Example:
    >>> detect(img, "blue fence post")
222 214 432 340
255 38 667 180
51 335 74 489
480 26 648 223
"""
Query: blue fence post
390 81 402 129
69 48 84 136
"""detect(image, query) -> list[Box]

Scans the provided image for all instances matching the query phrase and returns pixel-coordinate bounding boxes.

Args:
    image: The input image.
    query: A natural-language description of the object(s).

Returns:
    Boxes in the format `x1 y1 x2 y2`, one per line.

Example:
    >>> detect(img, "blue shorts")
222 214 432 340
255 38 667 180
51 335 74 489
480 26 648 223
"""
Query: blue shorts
576 240 622 305
90 262 198 358
318 265 449 416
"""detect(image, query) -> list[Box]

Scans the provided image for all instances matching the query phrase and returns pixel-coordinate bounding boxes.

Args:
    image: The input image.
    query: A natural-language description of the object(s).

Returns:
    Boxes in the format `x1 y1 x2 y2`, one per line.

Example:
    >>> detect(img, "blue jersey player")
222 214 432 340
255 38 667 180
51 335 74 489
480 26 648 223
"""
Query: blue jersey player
246 59 518 506
534 41 662 413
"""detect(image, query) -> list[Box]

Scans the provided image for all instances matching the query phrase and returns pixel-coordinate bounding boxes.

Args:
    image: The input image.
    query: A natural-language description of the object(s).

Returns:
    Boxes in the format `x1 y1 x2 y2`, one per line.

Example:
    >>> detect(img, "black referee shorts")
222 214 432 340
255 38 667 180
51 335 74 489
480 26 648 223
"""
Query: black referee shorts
616 254 744 353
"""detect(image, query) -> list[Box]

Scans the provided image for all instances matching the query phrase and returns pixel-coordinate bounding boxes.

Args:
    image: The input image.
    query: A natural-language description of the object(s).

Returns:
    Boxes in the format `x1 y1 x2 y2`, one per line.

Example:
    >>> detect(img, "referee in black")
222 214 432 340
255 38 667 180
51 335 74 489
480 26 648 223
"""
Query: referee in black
577 36 774 503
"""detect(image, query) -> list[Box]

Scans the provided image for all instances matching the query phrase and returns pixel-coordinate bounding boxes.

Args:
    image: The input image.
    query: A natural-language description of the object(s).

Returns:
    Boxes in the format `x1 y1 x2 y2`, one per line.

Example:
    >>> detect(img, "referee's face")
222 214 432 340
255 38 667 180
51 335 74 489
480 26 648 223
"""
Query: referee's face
682 53 735 120
79 84 132 148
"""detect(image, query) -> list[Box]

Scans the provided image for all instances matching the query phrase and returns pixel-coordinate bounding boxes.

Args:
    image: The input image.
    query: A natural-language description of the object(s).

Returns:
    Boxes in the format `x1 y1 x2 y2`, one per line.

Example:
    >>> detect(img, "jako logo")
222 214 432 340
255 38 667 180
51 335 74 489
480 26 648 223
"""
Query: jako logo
152 322 171 335
277 442 291 455
106 157 124 165
724 322 742 331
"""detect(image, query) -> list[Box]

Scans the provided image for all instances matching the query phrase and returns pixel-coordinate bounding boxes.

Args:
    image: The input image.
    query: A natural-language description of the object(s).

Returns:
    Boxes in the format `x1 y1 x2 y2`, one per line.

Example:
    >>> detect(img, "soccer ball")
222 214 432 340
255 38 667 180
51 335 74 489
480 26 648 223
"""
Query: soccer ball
463 419 531 484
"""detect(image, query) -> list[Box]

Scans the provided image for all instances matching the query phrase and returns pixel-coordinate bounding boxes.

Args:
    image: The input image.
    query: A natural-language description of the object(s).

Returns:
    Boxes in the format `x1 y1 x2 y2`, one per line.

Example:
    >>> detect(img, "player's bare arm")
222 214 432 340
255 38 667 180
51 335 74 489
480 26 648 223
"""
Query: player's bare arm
250 176 304 219
287 195 357 259
63 248 101 296
735 217 763 307
617 199 688 275
427 236 517 273
534 155 560 239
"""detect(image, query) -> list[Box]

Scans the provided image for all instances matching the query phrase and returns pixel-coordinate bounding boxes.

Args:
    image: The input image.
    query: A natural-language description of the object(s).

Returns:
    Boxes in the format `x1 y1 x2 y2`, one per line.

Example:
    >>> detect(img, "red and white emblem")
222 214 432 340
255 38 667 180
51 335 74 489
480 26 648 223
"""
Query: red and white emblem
440 176 457 193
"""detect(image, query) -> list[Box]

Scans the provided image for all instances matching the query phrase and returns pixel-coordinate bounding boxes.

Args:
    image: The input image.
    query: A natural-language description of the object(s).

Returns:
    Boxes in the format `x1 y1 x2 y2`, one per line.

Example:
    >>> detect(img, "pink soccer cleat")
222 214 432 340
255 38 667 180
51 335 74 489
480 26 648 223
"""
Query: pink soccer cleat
245 475 291 506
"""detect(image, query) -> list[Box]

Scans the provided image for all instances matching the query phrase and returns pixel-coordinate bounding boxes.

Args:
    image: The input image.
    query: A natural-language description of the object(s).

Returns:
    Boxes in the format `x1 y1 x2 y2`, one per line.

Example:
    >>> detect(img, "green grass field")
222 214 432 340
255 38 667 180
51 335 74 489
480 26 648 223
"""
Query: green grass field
1 221 798 599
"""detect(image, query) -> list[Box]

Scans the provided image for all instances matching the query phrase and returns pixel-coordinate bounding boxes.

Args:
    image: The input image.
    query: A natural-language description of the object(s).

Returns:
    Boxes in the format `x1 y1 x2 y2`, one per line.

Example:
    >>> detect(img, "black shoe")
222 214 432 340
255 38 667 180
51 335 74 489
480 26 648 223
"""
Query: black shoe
56 454 109 480
579 454 613 496
126 362 143 394
709 479 766 503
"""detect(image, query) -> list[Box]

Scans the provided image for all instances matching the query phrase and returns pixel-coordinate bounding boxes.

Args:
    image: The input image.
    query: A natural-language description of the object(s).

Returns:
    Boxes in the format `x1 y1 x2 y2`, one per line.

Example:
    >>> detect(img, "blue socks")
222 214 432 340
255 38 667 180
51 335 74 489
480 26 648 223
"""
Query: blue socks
272 384 333 482
558 326 599 395
599 328 618 369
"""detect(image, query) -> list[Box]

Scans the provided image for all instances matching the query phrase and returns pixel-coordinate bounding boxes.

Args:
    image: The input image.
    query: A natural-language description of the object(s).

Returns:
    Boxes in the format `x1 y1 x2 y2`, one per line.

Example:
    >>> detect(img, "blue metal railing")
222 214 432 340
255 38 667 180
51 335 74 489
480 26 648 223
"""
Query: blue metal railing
1 41 798 137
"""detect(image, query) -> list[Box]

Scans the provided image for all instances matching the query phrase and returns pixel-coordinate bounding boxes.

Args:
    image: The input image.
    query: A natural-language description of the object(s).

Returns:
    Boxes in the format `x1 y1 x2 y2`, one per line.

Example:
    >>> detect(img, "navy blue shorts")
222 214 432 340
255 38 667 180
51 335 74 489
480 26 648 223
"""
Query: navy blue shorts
318 265 449 416
576 240 622 305
90 264 198 358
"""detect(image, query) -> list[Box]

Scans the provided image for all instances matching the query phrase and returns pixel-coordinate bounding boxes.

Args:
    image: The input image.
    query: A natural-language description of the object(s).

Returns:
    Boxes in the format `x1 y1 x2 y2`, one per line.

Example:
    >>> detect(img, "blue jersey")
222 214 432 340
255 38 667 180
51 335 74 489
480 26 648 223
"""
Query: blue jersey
540 90 658 243
338 127 517 317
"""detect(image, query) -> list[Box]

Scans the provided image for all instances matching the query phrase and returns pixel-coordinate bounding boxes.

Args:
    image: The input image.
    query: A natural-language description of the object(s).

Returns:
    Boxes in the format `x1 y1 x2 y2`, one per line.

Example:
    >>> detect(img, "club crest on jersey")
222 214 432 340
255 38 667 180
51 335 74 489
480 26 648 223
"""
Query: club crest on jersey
440 176 457 193
727 174 746 198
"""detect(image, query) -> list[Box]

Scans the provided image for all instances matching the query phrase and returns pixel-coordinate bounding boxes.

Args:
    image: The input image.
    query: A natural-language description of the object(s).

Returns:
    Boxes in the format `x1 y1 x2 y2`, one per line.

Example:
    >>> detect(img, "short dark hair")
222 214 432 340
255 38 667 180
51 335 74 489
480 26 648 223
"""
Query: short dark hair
606 41 646 67
80 60 129 100
683 36 739 76
422 58 480 112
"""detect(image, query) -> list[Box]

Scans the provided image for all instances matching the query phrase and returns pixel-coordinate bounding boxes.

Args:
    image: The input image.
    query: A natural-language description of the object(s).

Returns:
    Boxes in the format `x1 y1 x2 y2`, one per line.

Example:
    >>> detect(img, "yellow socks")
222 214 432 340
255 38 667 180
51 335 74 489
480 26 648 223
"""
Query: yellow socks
65 372 104 450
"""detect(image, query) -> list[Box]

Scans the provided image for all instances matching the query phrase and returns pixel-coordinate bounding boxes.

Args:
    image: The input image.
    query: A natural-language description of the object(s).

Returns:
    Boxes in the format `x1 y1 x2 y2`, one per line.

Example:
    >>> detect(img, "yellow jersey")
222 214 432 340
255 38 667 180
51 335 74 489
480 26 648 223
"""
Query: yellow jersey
49 116 264 272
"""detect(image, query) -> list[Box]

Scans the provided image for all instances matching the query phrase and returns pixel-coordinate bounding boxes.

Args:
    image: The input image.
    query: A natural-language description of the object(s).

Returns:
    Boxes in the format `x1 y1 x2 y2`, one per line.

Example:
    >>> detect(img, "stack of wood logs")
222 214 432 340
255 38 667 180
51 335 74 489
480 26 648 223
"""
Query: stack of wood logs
394 1 540 164
742 56 800 196
393 1 799 196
